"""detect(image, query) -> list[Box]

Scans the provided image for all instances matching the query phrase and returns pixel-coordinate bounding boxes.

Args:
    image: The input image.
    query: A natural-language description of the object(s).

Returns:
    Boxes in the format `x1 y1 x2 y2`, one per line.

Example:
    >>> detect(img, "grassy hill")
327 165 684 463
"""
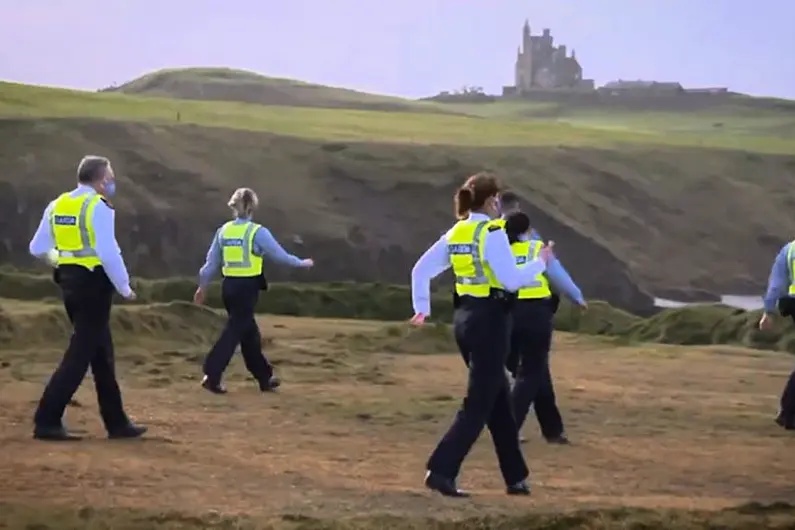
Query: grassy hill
1 67 795 313
106 67 452 114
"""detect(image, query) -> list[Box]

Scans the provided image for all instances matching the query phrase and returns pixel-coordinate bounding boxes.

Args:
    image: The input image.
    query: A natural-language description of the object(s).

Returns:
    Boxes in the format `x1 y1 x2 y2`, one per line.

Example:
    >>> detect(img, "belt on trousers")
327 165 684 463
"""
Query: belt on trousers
458 289 516 309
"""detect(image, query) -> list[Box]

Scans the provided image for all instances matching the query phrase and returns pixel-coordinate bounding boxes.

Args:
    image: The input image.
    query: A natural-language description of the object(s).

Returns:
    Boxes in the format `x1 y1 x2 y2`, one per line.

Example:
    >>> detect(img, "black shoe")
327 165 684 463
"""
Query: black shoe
506 479 531 495
202 375 227 394
33 425 81 441
775 411 795 430
108 423 148 439
424 470 470 498
260 376 281 392
545 433 571 445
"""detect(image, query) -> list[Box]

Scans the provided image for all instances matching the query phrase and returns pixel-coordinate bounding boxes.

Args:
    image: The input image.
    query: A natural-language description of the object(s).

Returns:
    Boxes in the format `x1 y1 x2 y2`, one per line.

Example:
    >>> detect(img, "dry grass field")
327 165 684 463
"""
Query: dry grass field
0 301 794 529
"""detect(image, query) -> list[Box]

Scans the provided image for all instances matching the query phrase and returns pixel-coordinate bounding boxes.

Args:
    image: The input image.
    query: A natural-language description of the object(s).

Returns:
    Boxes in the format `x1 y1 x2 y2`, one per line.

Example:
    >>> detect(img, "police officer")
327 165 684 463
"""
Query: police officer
497 193 586 445
28 155 145 441
193 187 314 394
502 211 585 445
410 172 554 498
759 239 795 430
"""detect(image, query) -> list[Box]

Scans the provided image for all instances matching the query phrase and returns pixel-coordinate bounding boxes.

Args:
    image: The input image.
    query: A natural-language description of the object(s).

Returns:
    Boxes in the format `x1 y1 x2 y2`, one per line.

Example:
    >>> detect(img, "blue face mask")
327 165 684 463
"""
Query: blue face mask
103 180 116 197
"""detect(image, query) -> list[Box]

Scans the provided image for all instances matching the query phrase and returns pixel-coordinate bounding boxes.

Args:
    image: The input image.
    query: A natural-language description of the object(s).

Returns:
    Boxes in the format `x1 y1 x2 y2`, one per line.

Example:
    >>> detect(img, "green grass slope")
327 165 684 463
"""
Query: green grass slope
2 79 794 152
1 72 794 314
106 67 452 114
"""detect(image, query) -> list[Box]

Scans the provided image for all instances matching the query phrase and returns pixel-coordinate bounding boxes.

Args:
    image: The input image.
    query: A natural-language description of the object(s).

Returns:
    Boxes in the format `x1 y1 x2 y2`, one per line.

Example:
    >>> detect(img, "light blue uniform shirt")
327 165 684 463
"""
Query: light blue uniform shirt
410 213 547 316
198 217 306 288
527 229 585 305
763 241 793 313
28 184 132 297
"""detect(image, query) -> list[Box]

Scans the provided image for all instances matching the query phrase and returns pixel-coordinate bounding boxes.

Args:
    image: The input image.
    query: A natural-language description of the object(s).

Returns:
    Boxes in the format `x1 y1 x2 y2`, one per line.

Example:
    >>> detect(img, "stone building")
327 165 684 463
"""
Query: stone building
507 20 594 93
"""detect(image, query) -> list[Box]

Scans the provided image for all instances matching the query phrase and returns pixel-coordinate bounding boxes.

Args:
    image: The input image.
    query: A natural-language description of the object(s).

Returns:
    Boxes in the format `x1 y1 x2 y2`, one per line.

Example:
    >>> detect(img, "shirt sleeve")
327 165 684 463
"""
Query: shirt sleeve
29 201 55 259
254 226 304 267
763 243 790 313
485 228 546 292
197 228 223 288
93 200 132 297
411 233 452 316
545 256 585 304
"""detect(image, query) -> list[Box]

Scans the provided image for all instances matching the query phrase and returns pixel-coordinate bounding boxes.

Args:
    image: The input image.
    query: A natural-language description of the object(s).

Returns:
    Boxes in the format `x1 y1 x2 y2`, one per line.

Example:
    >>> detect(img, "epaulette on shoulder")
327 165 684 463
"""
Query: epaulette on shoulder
487 224 502 232
100 197 114 209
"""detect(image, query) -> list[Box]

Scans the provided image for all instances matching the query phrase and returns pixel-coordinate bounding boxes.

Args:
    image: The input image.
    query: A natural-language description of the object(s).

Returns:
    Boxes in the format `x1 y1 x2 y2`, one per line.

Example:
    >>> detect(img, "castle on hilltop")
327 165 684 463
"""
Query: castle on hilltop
428 20 730 101
504 21 595 95
500 21 728 98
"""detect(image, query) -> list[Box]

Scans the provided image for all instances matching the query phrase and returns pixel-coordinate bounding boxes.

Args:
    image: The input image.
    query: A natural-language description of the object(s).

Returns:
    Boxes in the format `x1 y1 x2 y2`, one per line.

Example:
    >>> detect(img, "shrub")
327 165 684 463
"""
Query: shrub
0 270 791 354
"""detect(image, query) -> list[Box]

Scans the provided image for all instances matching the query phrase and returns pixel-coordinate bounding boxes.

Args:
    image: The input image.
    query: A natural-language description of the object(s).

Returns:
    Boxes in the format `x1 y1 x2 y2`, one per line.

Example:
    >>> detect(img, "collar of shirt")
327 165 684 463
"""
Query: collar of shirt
233 216 252 223
467 213 491 222
72 183 97 196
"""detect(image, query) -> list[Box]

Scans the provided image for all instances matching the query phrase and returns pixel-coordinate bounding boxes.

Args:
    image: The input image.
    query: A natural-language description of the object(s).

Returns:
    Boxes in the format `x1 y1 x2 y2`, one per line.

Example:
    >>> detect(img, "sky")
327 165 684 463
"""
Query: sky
1 0 794 99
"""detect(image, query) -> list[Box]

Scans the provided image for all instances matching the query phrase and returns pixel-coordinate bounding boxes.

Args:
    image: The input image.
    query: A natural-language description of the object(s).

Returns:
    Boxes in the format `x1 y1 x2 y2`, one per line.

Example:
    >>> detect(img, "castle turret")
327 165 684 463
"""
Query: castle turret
516 20 533 92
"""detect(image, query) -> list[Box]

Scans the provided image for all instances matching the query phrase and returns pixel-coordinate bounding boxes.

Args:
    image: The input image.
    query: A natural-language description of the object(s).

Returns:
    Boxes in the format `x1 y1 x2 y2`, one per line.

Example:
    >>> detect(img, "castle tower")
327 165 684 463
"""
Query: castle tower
522 19 531 53
515 20 533 92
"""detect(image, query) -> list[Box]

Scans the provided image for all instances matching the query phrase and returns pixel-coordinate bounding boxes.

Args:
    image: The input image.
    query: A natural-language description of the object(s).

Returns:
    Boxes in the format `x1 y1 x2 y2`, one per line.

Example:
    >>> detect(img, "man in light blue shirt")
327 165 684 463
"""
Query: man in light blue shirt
28 155 144 441
760 240 795 430
499 191 586 444
194 187 313 394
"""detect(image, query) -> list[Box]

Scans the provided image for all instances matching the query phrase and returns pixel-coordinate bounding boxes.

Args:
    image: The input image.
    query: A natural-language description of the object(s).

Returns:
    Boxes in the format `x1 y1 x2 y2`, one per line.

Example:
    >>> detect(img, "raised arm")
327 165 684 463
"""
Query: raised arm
485 227 547 292
197 228 223 289
93 200 133 297
254 226 308 268
411 234 452 316
29 201 55 261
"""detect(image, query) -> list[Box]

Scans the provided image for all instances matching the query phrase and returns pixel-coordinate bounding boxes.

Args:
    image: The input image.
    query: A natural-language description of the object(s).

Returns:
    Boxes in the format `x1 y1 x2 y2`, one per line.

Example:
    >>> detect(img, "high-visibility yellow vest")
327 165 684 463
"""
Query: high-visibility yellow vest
50 192 103 269
788 242 795 295
447 219 503 297
511 239 552 299
220 221 263 277
493 218 506 229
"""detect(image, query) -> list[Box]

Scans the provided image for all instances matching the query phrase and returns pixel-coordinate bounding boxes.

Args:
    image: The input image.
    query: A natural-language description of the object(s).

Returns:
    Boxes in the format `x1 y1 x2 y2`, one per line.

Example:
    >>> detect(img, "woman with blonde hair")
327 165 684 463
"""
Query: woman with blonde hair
409 172 554 498
194 187 313 394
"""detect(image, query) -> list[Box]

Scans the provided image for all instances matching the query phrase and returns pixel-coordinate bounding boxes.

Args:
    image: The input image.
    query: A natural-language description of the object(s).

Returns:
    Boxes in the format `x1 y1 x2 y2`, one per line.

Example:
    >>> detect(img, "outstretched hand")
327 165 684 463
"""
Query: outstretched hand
759 313 774 330
540 240 556 263
193 287 205 305
409 313 426 326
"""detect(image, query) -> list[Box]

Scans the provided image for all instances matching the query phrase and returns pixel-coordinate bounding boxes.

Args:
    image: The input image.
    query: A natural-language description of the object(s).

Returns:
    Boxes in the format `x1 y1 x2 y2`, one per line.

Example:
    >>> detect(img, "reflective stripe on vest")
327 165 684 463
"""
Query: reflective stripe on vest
220 221 263 277
788 242 795 295
50 192 102 269
447 219 502 297
512 239 552 299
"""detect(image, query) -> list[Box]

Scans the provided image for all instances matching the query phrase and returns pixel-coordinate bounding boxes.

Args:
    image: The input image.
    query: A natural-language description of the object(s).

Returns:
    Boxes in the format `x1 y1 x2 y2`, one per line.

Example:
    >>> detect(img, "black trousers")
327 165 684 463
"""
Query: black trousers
778 300 795 420
426 297 528 486
34 265 129 431
202 276 273 385
508 299 564 438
